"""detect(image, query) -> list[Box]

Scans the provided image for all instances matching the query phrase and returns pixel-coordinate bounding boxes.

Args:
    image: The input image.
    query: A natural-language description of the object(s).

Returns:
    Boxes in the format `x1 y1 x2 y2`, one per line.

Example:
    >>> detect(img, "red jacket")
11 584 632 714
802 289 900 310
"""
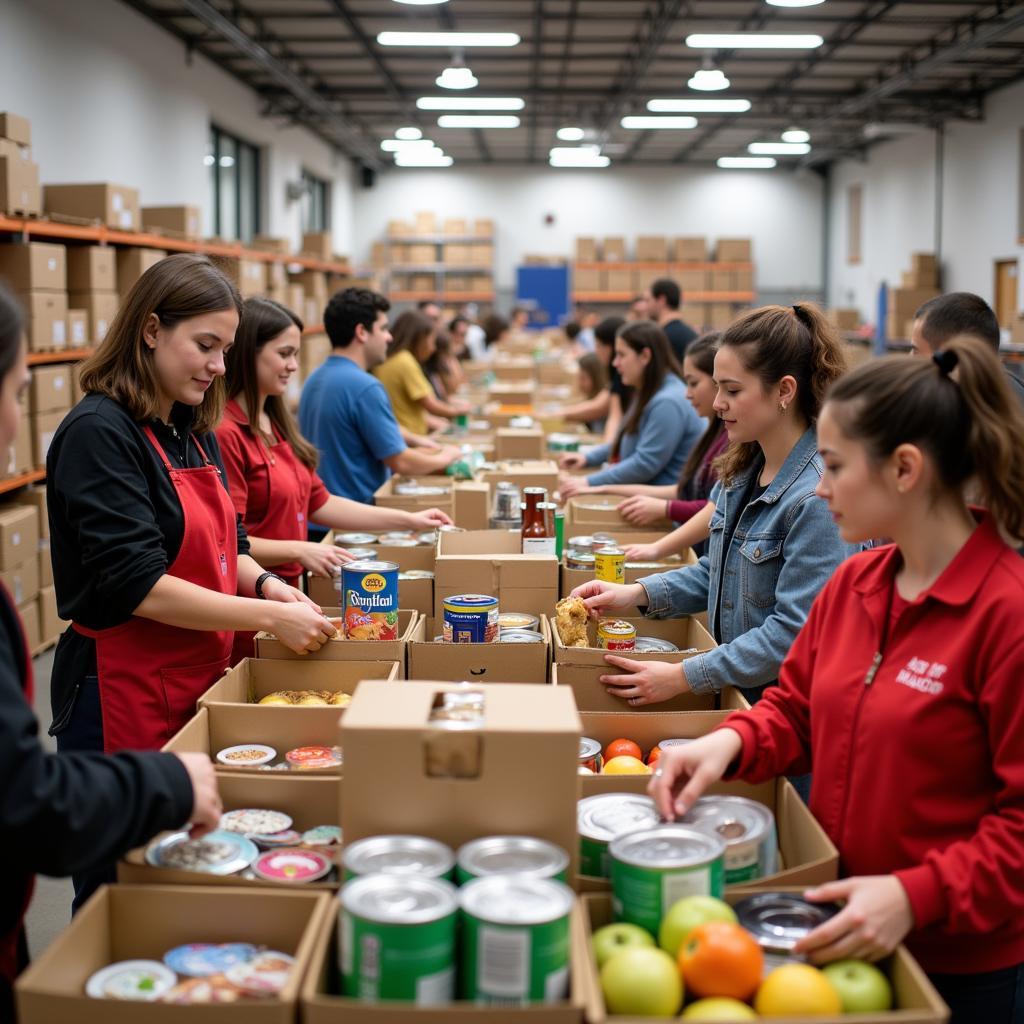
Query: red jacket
723 513 1024 974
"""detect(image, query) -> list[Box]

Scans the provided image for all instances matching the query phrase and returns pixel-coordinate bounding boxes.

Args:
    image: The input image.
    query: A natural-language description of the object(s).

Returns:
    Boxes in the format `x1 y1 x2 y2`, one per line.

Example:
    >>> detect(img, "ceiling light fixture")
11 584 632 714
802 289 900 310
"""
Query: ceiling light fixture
748 141 811 154
781 127 810 143
688 59 731 91
393 0 450 5
549 148 610 168
765 0 825 7
417 96 524 110
395 153 454 166
394 126 423 140
437 115 520 128
556 126 585 141
686 33 823 49
377 31 520 47
718 156 777 168
380 138 440 151
436 65 478 90
648 98 750 112
620 116 698 130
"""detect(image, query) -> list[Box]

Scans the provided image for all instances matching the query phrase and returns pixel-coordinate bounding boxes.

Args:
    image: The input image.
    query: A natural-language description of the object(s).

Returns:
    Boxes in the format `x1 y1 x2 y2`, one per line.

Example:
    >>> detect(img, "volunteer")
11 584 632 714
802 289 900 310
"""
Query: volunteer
559 321 702 497
217 297 452 659
558 317 627 441
0 281 222 1015
572 303 859 702
651 338 1024 1024
46 255 336 906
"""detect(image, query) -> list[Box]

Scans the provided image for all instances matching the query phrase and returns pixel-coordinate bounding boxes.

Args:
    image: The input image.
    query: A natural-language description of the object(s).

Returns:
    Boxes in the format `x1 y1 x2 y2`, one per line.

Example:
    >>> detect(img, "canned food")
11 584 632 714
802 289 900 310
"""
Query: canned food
399 569 435 580
285 745 343 770
578 737 603 774
379 531 416 542
597 619 637 652
595 546 625 584
345 546 378 560
565 550 596 571
343 835 455 881
567 535 597 552
734 892 841 975
497 612 539 631
86 960 177 1001
443 594 499 643
497 629 545 643
336 532 378 546
547 433 581 453
458 875 573 1004
508 415 535 429
592 532 617 545
456 836 570 884
416 531 438 545
658 738 695 752
342 560 399 640
339 874 458 1004
394 482 447 497
577 794 660 878
145 830 258 875
635 636 680 654
609 825 726 934
684 796 778 884
387 538 422 548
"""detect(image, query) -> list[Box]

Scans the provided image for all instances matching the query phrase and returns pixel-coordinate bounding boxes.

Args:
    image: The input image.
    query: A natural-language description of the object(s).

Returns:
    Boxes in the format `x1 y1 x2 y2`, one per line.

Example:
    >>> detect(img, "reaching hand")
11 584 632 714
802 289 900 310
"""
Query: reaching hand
176 752 222 838
294 541 352 577
570 579 646 617
269 603 338 654
647 728 743 820
618 494 668 526
409 508 454 529
600 656 688 706
622 541 662 562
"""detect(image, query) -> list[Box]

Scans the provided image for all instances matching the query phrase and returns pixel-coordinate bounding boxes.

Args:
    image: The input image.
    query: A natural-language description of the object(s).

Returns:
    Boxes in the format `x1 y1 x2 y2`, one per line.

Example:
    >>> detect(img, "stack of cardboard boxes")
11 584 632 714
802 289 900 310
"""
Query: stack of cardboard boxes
0 111 41 216
887 253 941 340
0 502 41 650
0 241 67 352
383 212 495 297
68 245 119 345
141 204 201 240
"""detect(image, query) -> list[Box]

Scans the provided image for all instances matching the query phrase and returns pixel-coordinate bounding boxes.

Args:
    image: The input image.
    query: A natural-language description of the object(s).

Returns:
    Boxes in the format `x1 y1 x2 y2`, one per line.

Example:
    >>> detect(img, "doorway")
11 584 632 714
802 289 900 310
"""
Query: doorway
994 259 1019 328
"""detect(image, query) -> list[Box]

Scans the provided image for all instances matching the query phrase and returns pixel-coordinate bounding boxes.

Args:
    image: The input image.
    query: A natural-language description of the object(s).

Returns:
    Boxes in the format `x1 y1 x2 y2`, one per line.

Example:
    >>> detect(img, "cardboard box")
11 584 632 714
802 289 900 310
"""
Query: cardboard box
254 609 421 674
442 217 468 235
602 237 627 262
39 542 53 588
479 458 558 495
407 243 435 264
43 182 140 231
564 496 672 535
559 544 696 600
14 486 48 540
116 247 166 294
4 424 32 477
573 267 602 293
709 267 733 292
708 302 733 329
468 243 493 267
414 210 437 235
15 884 332 1024
0 156 41 216
198 656 400 709
1 554 39 606
18 291 67 351
387 219 412 238
550 613 714 668
715 237 752 262
488 382 533 406
434 529 559 620
30 364 73 415
66 246 117 292
70 363 84 406
673 236 707 262
0 242 66 292
302 231 333 260
66 309 88 348
18 596 39 650
341 680 582 874
676 268 707 293
733 267 754 293
408 616 552 683
911 251 938 282
38 583 65 641
636 236 668 262
473 217 494 237
142 204 201 239
889 286 940 324
307 546 435 611
68 290 118 343
372 478 490 531
493 430 547 461
253 235 291 254
491 358 535 383
32 409 65 468
0 112 31 146
828 308 860 331
604 268 635 294
575 237 599 263
235 258 268 298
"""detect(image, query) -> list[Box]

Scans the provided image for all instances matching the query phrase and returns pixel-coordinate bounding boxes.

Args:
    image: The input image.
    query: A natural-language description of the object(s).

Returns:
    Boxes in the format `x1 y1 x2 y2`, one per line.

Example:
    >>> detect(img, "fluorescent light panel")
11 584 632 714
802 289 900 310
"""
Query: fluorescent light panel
748 141 811 154
620 116 698 130
437 115 520 128
765 0 825 6
394 126 423 140
549 152 610 167
395 153 454 166
686 33 823 48
781 128 810 143
377 31 520 47
393 0 449 5
648 98 751 112
380 139 440 151
556 126 585 141
417 96 524 110
718 156 777 168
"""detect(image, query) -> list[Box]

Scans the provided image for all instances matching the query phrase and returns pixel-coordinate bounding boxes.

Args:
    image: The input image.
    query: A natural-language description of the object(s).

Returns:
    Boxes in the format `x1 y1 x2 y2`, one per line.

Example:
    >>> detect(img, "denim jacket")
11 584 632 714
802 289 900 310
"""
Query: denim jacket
639 428 861 695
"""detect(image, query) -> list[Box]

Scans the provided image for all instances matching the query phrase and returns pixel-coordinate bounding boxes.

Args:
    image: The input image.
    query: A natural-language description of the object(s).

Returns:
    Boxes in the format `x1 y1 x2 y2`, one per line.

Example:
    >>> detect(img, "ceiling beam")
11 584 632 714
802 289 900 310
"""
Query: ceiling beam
527 0 544 162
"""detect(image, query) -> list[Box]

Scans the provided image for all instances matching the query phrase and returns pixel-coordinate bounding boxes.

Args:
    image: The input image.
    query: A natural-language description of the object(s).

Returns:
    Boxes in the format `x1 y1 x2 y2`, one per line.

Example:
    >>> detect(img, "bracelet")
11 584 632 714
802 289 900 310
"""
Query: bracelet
255 571 286 599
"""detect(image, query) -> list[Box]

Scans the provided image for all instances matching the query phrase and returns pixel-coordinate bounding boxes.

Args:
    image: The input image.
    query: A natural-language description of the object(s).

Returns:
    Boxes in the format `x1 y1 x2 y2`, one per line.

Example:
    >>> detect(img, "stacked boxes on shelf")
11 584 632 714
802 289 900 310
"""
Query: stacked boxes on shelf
141 204 201 240
68 245 118 345
0 112 41 216
887 252 941 339
0 241 67 352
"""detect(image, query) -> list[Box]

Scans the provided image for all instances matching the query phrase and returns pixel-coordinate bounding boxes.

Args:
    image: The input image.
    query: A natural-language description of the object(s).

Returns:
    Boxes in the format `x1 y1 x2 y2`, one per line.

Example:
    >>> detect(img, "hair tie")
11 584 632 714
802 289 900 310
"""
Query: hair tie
792 304 812 328
932 349 958 377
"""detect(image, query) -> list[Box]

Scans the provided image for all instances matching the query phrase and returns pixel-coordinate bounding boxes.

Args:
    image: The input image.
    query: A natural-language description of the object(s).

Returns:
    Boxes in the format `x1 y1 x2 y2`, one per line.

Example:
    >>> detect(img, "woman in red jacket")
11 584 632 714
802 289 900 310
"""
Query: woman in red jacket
651 336 1024 1022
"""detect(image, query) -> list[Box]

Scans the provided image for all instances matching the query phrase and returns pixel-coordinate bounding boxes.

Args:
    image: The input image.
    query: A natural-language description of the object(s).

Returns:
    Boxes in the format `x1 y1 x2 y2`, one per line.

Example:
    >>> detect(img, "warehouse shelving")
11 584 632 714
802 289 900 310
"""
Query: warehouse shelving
380 230 495 305
571 260 755 303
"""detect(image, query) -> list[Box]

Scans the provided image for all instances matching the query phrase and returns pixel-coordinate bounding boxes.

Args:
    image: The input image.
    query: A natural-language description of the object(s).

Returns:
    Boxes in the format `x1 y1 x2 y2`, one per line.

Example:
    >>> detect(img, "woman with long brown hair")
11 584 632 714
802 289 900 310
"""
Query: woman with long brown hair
217 297 452 659
46 255 336 909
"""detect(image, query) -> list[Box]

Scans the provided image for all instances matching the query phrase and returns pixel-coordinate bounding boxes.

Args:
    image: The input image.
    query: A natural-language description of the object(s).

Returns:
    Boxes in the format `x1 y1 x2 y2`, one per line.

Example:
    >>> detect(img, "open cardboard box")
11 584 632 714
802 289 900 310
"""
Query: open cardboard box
119 773 342 890
340 681 582 877
307 569 434 619
434 530 559 620
549 614 715 669
15 884 333 1024
164 704 345 776
373 477 490 530
553 664 744 714
488 382 535 406
564 497 671 535
198 657 400 709
254 609 422 676
560 542 698 601
494 429 546 461
300 892 587 1023
315 531 437 572
408 616 552 683
579 891 949 1024
479 458 559 495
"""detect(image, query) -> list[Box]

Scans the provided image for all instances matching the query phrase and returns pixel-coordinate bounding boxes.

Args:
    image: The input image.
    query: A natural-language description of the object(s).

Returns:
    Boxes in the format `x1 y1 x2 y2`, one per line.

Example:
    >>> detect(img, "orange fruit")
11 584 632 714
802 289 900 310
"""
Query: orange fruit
605 738 643 762
679 921 764 1002
602 755 651 775
647 746 662 766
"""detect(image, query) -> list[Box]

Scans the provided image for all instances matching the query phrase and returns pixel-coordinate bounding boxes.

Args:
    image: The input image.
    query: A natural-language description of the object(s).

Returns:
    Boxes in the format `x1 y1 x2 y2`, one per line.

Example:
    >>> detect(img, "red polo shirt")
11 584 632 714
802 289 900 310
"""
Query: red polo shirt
722 512 1024 974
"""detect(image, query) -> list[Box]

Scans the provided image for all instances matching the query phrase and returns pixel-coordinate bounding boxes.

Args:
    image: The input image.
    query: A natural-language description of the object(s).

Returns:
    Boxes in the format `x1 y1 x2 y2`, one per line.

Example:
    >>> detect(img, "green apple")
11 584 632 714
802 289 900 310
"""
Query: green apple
591 922 656 968
600 946 683 1017
822 959 893 1012
681 997 758 1020
658 895 738 958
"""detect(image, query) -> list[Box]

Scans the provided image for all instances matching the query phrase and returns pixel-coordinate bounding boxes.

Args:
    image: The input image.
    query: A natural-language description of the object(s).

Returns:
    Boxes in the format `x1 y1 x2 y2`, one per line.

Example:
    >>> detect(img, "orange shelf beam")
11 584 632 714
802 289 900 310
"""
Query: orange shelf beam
27 349 94 366
573 291 755 303
0 468 45 495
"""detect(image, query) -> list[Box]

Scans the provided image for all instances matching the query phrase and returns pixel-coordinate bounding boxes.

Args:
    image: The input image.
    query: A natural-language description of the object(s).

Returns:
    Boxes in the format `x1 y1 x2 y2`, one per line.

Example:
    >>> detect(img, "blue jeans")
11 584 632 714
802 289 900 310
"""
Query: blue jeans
931 963 1024 1023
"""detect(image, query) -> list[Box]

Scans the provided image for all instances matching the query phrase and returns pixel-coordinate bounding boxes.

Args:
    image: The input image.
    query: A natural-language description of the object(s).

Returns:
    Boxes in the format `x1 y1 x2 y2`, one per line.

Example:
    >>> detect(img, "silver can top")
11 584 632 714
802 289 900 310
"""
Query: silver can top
457 836 569 880
342 835 455 879
609 824 725 869
341 873 458 924
577 794 660 843
458 875 574 925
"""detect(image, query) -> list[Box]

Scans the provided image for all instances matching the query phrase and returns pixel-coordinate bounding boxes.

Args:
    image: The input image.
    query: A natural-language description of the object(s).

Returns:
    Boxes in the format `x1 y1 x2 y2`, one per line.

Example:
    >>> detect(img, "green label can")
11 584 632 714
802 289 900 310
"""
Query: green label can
455 836 569 885
577 793 661 879
341 835 455 883
684 796 778 884
339 874 458 1004
459 875 573 1005
609 825 725 935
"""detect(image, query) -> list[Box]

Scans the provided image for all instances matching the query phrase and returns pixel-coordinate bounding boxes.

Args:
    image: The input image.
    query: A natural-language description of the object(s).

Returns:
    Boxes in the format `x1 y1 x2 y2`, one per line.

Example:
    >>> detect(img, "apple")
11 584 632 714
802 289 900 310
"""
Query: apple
600 946 683 1017
658 895 738 958
591 922 655 969
823 959 893 1012
681 997 758 1020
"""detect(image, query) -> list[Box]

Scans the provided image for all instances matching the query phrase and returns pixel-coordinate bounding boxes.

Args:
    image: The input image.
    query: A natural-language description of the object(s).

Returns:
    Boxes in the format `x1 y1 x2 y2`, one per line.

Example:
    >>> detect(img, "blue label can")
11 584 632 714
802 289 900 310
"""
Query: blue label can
442 594 499 643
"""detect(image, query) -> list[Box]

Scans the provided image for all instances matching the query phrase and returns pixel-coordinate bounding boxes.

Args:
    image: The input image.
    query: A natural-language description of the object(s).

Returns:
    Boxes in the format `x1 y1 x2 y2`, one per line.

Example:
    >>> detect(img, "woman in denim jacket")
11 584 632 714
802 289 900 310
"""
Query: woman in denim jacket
573 302 861 705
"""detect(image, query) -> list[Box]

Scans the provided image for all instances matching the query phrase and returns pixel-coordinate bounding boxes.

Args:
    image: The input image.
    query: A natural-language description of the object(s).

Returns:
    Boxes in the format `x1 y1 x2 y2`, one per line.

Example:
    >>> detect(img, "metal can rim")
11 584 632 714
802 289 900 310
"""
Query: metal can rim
458 874 574 924
456 836 569 880
341 873 459 924
608 824 726 867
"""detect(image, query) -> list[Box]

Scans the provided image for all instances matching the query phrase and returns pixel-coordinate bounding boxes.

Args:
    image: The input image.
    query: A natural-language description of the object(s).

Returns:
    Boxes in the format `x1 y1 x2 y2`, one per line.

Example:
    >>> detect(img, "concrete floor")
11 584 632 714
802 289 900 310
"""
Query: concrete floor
23 646 75 960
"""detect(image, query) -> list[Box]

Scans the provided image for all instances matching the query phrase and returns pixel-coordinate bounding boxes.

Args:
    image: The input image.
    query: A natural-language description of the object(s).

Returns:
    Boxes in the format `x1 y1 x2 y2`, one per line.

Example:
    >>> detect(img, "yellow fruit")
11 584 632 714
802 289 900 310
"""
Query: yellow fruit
258 693 292 706
682 997 758 1020
754 963 842 1017
602 755 651 775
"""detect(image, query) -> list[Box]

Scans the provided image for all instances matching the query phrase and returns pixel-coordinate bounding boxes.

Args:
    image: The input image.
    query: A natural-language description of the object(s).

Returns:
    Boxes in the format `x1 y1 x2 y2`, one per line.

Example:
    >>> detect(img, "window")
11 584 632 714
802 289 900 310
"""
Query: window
206 125 261 242
301 169 329 234
847 184 862 265
1018 130 1024 243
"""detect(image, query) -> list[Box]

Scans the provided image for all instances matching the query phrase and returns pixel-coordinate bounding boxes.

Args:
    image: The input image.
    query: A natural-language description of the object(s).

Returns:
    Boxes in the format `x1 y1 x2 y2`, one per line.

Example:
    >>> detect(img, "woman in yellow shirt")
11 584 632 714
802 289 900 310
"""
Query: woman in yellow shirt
374 310 469 433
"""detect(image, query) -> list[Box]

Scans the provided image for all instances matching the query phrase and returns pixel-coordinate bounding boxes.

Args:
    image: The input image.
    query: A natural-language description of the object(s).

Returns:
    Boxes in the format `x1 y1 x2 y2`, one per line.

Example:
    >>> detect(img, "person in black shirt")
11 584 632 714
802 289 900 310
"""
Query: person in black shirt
0 281 223 1017
649 277 698 362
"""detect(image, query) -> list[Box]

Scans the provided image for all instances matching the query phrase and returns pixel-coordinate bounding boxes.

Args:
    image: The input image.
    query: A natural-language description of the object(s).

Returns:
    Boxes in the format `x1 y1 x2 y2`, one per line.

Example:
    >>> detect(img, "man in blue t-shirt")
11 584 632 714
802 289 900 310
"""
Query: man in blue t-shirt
299 288 460 504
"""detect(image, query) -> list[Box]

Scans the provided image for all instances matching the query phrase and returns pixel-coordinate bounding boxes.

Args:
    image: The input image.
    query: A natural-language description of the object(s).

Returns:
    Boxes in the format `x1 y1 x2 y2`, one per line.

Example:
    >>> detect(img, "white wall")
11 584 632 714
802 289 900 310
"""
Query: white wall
828 77 1024 326
354 165 825 296
0 0 355 253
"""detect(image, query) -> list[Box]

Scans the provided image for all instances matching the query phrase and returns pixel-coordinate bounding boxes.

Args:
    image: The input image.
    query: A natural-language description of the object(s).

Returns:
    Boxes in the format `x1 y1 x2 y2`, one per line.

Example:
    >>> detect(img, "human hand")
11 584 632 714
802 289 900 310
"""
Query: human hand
409 508 453 529
622 541 661 561
618 495 667 526
570 579 646 617
176 752 222 838
559 474 590 499
796 876 915 964
559 452 587 471
439 444 463 463
647 728 743 820
269 602 338 654
261 576 322 609
294 541 352 577
601 656 689 707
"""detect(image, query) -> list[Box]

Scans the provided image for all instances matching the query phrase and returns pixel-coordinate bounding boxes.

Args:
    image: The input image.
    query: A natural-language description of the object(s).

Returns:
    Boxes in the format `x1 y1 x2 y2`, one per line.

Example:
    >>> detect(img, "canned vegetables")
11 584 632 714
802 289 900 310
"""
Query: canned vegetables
455 836 569 884
597 619 637 652
342 835 455 881
342 561 399 640
594 546 625 584
443 594 499 643
684 795 779 884
577 793 661 879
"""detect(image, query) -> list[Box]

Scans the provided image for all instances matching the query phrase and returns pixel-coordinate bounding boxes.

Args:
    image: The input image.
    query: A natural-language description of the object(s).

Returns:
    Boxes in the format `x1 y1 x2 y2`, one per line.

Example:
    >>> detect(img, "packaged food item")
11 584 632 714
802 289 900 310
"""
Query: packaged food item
577 793 660 878
455 836 569 884
684 796 778 884
578 737 603 774
442 593 499 643
215 743 276 766
252 848 333 884
565 549 596 571
251 829 302 849
547 433 580 453
341 560 399 640
345 546 378 560
554 596 588 647
164 943 258 977
597 619 637 651
497 629 545 643
224 950 295 995
285 745 343 770
594 546 625 584
634 636 680 653
342 835 456 881
302 825 343 848
160 975 244 1004
336 532 378 545
219 808 292 836
85 960 176 1001
497 611 539 631
521 487 555 555
733 892 841 975
567 535 597 552
257 689 351 707
145 830 258 875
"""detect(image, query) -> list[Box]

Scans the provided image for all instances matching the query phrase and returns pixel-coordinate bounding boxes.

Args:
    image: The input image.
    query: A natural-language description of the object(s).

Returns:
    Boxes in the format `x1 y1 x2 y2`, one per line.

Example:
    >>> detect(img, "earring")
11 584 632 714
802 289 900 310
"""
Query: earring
779 402 786 413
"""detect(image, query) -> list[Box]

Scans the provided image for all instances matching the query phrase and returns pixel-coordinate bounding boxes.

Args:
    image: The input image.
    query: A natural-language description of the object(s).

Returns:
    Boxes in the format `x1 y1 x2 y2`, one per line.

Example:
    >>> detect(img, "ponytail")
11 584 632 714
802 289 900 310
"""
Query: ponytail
677 332 724 495
827 336 1024 540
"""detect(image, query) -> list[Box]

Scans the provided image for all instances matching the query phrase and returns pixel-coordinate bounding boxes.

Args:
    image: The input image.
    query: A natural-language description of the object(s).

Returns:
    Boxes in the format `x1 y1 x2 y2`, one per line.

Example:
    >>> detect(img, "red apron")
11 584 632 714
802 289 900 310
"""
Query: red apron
73 425 238 753
228 424 309 665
